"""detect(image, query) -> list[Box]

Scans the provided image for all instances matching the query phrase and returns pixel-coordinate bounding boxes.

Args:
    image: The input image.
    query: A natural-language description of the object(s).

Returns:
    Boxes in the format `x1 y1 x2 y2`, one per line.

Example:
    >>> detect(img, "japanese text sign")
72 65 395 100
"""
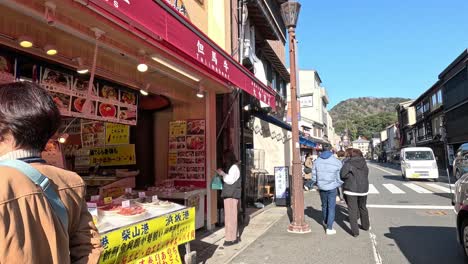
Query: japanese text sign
89 144 136 166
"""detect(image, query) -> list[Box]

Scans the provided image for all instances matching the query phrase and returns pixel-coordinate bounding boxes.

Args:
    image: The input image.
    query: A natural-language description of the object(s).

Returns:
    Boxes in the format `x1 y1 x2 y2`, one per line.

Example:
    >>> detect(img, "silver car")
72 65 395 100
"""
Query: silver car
454 143 468 179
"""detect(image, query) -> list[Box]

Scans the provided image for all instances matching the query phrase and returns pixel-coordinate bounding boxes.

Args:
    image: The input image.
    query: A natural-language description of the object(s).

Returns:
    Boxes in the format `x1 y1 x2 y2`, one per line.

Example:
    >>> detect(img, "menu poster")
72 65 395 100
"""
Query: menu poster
81 121 106 148
168 120 206 181
40 67 139 126
105 123 130 145
0 54 15 84
89 144 136 167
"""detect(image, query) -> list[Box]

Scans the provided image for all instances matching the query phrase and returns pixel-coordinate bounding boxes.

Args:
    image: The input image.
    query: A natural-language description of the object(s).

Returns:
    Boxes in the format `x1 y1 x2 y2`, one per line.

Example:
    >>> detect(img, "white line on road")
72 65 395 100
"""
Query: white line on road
368 184 380 194
382 184 405 194
367 204 453 209
425 183 453 193
368 164 397 175
369 232 383 264
403 183 433 193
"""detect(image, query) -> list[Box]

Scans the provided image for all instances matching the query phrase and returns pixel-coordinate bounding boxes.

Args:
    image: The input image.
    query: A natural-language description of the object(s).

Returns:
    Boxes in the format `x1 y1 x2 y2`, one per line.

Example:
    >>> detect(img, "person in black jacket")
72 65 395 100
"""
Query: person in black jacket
340 148 371 237
216 150 241 246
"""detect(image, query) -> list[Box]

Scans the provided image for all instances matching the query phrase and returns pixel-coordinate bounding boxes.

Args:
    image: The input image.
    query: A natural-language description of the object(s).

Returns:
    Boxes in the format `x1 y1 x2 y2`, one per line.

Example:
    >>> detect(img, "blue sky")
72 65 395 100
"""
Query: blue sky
294 0 468 109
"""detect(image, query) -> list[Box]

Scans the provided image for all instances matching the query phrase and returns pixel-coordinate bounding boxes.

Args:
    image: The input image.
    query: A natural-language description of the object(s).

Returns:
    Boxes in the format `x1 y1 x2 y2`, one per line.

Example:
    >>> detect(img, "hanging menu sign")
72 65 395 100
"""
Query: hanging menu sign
40 67 138 125
168 120 205 181
89 144 136 167
105 123 130 145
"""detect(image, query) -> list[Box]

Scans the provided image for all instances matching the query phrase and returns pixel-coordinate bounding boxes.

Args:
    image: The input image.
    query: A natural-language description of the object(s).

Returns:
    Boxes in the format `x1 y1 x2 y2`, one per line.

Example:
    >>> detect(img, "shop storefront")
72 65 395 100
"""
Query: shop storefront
0 0 279 262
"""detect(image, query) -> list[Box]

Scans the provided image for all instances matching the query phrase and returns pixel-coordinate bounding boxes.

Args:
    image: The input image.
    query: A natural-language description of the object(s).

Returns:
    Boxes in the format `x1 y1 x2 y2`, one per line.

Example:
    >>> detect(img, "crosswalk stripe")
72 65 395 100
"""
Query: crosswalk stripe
403 183 433 193
382 184 405 194
425 183 452 193
368 184 379 194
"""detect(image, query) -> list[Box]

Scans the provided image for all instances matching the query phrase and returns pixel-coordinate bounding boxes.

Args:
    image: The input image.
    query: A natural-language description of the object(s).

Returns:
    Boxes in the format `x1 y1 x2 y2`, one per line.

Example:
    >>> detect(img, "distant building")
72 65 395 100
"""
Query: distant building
352 136 370 157
396 100 416 148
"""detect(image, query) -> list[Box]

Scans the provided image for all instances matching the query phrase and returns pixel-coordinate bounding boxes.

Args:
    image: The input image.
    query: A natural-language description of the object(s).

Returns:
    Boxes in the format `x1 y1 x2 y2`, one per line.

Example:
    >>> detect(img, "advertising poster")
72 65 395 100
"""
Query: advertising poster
274 166 289 206
105 123 130 145
89 144 136 166
81 121 106 148
42 140 65 169
168 120 206 180
40 67 139 126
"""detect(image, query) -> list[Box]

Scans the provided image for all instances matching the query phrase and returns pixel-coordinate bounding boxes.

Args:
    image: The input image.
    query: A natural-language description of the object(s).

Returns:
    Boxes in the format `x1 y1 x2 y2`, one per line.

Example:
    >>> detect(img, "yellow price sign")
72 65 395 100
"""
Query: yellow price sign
89 145 136 166
106 123 130 145
98 207 195 264
104 197 113 204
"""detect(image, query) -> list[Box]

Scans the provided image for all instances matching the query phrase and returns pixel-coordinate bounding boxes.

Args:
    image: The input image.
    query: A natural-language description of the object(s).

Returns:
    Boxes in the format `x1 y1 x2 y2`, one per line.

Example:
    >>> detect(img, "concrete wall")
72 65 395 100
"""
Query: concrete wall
253 117 292 175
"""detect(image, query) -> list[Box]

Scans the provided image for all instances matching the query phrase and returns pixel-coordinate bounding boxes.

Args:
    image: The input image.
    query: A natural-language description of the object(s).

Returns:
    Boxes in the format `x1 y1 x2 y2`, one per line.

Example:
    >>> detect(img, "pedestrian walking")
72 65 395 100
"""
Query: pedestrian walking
340 148 371 237
335 150 346 203
0 82 102 263
311 145 343 235
217 150 241 246
303 153 313 191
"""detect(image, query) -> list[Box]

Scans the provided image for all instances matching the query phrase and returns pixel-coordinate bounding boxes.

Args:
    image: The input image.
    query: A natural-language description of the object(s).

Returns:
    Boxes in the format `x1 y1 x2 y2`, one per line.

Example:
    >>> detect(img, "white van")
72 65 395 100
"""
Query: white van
400 147 439 181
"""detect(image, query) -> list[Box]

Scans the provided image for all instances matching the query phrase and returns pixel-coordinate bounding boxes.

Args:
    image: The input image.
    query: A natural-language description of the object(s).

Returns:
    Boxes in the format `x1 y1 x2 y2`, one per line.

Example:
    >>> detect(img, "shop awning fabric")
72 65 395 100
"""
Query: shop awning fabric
86 0 277 109
253 112 317 148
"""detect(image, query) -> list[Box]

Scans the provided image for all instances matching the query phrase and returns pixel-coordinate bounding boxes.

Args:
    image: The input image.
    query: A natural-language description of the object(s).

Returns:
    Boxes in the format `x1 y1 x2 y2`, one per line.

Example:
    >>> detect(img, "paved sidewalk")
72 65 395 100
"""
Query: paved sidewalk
191 191 377 264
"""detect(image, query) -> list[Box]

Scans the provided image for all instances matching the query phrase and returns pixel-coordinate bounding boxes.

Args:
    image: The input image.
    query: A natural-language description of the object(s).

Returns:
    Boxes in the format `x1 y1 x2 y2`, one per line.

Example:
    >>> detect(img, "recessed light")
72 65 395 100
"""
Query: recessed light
18 36 33 48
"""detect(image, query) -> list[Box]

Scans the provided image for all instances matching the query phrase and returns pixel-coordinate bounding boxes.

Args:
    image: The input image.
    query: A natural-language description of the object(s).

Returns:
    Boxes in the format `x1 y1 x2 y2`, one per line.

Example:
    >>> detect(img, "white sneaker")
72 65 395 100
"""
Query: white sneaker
304 185 309 191
326 229 337 235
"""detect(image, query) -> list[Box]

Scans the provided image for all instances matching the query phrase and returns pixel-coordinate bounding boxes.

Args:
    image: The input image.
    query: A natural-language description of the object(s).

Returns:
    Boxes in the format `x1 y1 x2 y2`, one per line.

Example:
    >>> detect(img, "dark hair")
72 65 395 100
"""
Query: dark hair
336 150 346 158
0 82 61 151
305 153 311 158
345 148 353 157
322 144 331 151
223 150 238 170
350 148 363 158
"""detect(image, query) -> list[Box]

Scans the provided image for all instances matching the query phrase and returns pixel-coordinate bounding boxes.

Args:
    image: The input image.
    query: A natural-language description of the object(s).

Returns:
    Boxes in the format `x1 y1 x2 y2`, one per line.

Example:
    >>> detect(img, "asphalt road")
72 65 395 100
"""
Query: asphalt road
230 162 466 264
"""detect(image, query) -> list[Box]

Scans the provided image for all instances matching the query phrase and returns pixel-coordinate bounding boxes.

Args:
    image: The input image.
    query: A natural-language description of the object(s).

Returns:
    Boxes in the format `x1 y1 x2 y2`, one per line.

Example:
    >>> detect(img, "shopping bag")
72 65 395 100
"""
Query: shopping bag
211 174 223 190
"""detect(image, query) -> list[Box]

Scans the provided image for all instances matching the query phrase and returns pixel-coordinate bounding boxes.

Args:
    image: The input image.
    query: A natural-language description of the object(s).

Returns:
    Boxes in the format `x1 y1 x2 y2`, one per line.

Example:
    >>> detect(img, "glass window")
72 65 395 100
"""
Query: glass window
437 90 443 104
405 151 434 160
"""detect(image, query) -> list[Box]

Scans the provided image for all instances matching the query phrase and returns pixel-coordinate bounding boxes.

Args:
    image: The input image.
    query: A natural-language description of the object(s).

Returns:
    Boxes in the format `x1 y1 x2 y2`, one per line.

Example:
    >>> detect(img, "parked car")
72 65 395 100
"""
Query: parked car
454 172 468 258
454 143 468 180
400 147 439 181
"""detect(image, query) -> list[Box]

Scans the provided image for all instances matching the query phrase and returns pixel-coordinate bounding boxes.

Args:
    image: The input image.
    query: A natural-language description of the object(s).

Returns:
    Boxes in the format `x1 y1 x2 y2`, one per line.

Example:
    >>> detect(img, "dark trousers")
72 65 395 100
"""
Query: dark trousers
344 195 370 236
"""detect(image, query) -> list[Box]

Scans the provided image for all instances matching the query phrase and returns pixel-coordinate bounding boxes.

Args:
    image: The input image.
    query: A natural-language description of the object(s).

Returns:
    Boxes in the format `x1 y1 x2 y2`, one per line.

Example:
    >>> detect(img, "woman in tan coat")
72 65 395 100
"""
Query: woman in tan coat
0 82 102 263
303 153 313 190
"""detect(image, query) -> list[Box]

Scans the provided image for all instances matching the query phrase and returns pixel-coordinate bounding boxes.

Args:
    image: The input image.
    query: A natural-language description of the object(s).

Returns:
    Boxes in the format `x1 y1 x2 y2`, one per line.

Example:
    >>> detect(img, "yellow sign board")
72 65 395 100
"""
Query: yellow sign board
89 144 136 166
169 121 187 137
106 123 130 145
98 207 195 264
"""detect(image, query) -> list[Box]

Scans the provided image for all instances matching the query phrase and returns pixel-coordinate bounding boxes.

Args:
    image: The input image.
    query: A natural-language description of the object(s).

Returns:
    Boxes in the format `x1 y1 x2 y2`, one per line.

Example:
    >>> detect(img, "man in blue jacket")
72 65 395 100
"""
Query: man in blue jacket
311 145 343 235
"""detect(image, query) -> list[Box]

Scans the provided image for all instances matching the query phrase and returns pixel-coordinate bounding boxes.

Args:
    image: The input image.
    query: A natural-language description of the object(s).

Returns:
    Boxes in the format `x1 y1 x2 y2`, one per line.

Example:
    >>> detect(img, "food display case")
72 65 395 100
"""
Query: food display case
90 195 196 264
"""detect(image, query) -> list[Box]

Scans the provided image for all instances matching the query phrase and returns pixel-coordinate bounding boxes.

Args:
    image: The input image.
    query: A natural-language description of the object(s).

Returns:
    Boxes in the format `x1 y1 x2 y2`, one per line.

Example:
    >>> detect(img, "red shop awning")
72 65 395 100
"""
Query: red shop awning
86 0 277 109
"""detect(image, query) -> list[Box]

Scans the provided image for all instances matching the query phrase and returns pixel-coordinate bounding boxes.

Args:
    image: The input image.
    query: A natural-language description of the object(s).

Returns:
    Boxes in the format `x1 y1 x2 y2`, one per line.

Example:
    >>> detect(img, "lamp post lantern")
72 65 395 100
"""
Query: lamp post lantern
281 0 310 234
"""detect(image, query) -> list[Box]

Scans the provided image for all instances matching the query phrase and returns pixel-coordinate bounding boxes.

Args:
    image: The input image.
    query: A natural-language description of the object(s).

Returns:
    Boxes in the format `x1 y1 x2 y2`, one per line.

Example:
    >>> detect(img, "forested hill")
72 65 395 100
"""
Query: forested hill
330 97 412 140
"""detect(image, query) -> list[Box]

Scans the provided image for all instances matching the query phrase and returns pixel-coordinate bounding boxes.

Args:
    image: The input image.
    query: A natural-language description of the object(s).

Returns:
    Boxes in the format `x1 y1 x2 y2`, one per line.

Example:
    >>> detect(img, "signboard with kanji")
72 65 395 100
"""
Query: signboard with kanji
106 123 130 145
89 144 136 166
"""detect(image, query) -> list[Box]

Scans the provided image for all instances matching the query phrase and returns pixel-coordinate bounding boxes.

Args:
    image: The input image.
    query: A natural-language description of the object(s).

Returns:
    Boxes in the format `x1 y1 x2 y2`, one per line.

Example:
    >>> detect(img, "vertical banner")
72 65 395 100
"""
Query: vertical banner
274 166 289 206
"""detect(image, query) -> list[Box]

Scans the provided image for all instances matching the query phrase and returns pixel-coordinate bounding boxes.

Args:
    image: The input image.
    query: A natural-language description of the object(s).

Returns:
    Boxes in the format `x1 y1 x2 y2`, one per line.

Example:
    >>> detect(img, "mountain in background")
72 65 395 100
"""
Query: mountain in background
330 97 412 140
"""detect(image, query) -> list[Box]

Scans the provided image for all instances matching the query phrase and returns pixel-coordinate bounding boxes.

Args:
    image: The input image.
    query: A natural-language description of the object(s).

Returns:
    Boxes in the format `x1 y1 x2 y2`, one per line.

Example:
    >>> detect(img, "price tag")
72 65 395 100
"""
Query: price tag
138 192 146 198
90 195 100 201
87 202 97 208
104 197 112 204
122 200 131 208
152 195 159 202
125 188 132 194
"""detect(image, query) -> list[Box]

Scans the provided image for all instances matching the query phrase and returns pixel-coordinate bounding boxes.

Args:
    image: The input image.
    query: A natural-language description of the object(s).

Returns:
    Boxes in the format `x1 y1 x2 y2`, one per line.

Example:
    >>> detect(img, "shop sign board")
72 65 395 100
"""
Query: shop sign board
88 0 277 109
98 207 195 264
40 67 138 126
168 120 205 181
106 123 130 145
274 166 290 206
89 144 136 166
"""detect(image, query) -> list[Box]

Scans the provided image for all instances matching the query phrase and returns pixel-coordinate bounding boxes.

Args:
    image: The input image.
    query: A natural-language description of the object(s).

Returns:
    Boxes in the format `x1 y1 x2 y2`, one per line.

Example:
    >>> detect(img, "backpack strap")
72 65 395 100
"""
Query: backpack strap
0 160 68 230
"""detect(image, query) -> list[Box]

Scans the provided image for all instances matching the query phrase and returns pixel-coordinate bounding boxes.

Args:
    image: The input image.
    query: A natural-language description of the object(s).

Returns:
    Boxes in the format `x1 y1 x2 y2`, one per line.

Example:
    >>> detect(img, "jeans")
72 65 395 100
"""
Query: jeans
344 195 370 236
304 179 314 189
319 189 337 230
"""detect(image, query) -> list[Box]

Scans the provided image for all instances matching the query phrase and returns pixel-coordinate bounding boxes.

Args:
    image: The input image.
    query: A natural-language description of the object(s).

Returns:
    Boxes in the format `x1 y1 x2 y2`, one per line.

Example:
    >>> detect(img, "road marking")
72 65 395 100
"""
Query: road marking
369 232 383 264
367 204 453 209
368 164 397 175
368 184 379 194
382 184 405 194
403 183 433 193
425 183 452 193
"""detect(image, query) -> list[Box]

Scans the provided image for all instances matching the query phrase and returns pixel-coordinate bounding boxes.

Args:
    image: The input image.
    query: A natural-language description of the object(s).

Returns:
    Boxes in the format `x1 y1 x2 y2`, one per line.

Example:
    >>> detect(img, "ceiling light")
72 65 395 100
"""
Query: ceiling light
18 36 33 48
58 133 69 144
196 86 205 98
137 62 148 72
75 57 89 74
140 83 150 96
151 53 201 82
44 44 57 56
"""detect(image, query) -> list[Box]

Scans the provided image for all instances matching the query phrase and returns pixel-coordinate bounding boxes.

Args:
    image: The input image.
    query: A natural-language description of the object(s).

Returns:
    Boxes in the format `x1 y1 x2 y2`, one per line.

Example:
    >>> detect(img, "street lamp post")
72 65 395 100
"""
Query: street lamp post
281 0 310 234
